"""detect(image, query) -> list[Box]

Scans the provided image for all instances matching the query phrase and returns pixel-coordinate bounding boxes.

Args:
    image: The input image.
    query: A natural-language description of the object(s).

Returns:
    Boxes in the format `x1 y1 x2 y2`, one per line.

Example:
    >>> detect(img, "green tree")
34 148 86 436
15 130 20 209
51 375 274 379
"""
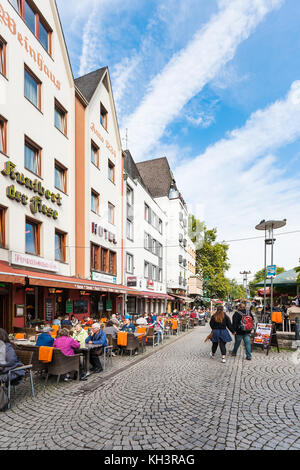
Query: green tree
227 279 245 301
195 224 230 300
248 266 285 297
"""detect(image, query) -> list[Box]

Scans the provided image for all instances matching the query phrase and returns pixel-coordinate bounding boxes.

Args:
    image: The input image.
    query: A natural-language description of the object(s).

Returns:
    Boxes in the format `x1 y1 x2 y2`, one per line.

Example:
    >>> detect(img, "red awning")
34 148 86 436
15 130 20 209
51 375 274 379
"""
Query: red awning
127 290 173 300
0 260 26 285
0 261 136 294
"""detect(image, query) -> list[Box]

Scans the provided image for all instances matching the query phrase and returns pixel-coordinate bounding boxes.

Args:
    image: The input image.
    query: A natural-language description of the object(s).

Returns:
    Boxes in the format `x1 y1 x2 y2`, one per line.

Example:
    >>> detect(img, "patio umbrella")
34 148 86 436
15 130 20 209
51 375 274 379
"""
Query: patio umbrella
255 268 299 287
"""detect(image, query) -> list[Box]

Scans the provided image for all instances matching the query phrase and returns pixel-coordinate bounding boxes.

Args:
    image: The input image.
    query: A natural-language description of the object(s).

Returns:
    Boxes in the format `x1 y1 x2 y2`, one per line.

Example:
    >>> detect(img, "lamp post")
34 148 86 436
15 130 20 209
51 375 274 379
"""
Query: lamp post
240 270 251 301
255 219 286 322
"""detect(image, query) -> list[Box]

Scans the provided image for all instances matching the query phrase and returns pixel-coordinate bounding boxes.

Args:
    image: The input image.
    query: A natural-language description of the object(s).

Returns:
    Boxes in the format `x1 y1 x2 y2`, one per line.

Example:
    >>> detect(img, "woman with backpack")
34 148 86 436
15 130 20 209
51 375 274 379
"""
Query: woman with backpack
209 305 235 363
230 303 254 360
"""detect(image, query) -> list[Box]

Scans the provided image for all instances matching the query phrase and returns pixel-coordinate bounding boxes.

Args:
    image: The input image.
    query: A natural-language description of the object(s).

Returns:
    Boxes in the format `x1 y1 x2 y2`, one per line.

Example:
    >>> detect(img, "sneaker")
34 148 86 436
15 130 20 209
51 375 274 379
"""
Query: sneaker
93 368 103 373
245 357 252 361
221 358 226 363
210 352 215 358
229 351 236 357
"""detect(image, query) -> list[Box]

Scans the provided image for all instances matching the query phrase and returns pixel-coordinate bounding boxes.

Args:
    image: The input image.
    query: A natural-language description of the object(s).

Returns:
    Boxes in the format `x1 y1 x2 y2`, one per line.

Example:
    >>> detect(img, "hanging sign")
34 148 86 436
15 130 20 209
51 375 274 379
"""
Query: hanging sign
267 265 276 278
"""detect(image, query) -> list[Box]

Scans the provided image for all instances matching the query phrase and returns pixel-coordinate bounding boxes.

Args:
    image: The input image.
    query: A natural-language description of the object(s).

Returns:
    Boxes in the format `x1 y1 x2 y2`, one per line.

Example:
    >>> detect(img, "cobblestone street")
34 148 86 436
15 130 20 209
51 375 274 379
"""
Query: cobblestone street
0 325 299 450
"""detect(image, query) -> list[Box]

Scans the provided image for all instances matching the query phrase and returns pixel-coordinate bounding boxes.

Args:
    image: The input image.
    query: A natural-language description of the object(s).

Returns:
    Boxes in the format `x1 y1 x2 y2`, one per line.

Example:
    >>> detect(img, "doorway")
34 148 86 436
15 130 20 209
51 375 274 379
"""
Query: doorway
0 289 9 331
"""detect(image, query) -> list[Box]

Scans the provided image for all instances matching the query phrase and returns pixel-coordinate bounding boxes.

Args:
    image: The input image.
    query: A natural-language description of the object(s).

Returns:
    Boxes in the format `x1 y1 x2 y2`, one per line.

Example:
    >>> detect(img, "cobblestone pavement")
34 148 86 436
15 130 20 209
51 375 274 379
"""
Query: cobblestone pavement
0 325 299 450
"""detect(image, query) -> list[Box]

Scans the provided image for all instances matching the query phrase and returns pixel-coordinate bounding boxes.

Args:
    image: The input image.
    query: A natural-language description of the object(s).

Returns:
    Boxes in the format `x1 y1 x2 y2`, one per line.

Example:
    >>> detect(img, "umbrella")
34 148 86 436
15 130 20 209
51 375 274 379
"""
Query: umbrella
255 268 298 287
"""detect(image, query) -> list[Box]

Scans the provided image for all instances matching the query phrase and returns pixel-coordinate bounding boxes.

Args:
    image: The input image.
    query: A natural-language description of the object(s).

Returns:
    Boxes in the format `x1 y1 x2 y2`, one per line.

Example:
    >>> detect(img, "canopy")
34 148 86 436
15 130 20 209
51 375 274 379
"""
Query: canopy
255 268 299 287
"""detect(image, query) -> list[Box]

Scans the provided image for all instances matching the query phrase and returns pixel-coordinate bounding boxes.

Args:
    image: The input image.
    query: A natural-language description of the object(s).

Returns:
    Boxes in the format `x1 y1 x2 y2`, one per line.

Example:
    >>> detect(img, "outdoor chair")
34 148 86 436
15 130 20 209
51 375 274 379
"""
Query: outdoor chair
13 344 49 374
45 349 81 385
6 349 35 410
119 333 139 356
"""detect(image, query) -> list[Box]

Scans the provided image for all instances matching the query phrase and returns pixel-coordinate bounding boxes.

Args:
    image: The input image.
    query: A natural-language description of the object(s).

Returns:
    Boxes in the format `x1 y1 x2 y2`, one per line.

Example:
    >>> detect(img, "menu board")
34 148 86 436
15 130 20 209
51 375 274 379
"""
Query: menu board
45 298 53 322
253 323 272 346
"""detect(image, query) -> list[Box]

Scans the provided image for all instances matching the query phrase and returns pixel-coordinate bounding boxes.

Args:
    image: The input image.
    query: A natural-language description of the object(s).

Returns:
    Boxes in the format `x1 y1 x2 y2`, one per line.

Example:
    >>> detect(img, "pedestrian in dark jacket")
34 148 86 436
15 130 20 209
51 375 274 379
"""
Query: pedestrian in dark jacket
209 306 234 363
231 303 254 360
0 329 26 385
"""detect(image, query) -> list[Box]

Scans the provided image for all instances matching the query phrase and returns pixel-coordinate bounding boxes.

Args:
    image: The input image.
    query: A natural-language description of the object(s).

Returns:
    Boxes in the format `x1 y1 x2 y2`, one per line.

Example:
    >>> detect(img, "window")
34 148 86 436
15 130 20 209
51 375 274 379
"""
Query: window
0 206 6 248
100 103 108 130
55 230 66 262
108 251 116 275
108 160 115 183
126 219 133 240
159 219 163 234
144 262 149 279
25 66 41 109
55 161 67 193
0 37 7 77
25 137 41 176
25 0 36 34
10 1 52 54
0 116 7 155
91 141 99 168
9 0 21 14
25 218 40 255
108 202 115 224
90 243 100 271
152 265 157 282
91 190 100 214
127 185 133 206
126 253 133 274
54 99 67 136
144 204 149 222
158 269 162 283
101 247 108 272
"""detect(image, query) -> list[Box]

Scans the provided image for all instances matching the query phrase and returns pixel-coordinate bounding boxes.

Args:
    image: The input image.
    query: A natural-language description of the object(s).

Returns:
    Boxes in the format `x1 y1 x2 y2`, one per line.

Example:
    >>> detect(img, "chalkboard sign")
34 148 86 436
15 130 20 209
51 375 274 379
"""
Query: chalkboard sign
45 298 53 322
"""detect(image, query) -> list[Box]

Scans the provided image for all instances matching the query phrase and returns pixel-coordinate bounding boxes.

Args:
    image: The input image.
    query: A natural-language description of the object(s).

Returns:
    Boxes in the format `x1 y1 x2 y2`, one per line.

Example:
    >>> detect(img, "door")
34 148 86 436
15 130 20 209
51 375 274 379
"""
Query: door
0 291 9 331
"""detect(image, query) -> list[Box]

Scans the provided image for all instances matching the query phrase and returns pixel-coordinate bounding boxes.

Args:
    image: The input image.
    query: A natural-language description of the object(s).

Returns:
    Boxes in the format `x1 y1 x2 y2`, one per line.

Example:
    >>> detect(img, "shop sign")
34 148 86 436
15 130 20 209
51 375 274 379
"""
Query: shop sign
106 299 112 311
66 300 73 314
91 223 117 244
267 265 276 278
91 272 117 284
2 162 62 220
127 276 137 287
147 280 154 290
11 251 58 272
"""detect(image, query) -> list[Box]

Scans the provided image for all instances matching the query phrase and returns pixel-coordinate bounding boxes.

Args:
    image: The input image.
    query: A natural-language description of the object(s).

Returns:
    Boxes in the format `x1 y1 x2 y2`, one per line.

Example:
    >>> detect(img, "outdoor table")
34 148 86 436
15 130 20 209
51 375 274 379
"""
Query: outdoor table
12 339 35 346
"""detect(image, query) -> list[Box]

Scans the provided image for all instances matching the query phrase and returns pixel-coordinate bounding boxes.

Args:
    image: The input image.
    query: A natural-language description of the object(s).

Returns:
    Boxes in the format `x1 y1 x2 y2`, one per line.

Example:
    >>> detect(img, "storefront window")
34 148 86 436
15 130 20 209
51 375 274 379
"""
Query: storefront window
73 300 88 314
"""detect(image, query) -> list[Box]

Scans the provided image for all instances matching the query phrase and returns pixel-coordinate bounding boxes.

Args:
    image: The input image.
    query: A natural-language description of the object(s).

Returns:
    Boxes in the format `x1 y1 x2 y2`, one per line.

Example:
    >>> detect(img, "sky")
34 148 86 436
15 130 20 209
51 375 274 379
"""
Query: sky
56 0 300 284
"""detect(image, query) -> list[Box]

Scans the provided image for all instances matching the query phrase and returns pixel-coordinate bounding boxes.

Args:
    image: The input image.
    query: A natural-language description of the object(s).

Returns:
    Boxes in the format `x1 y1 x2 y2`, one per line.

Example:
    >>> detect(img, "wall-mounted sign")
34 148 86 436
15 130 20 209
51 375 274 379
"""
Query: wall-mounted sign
91 271 117 284
45 298 54 322
127 276 137 287
147 280 154 290
90 123 117 158
91 222 117 244
66 300 73 314
2 162 62 219
11 251 59 272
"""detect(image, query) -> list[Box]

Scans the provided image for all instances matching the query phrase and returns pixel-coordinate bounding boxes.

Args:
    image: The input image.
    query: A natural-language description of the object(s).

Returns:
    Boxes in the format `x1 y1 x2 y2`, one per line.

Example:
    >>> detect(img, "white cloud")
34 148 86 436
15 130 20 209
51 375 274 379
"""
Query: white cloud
122 0 284 160
174 81 300 280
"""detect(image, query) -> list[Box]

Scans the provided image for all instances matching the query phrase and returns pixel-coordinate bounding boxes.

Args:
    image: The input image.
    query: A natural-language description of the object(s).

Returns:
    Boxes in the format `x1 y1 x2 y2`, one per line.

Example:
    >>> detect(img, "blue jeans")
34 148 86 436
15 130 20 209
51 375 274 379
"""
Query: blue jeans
232 334 252 358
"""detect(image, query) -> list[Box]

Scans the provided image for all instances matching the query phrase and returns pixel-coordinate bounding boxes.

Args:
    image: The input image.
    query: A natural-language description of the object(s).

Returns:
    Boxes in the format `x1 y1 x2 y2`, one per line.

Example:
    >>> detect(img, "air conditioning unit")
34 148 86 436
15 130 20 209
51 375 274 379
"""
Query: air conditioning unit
183 219 187 227
183 239 187 247
179 276 183 285
183 259 187 267
179 233 183 243
179 255 183 264
179 212 183 221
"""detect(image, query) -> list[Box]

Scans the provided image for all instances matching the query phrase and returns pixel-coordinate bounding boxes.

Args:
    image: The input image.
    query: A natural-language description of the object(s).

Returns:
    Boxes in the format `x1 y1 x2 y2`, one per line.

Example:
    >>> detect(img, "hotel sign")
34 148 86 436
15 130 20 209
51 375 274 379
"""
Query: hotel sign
11 252 59 272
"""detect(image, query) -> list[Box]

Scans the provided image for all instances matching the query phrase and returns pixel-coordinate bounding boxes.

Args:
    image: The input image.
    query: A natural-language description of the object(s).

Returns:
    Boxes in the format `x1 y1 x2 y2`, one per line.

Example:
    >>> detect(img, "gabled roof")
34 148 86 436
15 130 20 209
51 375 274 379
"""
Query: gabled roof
124 150 143 183
74 67 108 103
136 157 174 198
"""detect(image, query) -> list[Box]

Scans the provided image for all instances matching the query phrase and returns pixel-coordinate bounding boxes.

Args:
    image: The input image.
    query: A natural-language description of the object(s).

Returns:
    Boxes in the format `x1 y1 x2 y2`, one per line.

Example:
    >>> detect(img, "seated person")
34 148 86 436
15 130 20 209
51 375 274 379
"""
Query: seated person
36 326 55 347
83 316 93 326
71 315 79 327
53 329 80 356
61 315 73 326
103 320 119 339
121 316 135 333
72 323 88 348
85 323 107 373
52 315 63 326
110 314 120 327
136 315 148 325
0 328 26 387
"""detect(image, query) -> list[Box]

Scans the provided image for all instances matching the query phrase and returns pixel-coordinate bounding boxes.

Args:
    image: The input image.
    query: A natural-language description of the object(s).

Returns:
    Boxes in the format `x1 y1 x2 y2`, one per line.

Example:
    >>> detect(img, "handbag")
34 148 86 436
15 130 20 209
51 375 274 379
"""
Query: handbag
204 332 213 342
0 383 9 412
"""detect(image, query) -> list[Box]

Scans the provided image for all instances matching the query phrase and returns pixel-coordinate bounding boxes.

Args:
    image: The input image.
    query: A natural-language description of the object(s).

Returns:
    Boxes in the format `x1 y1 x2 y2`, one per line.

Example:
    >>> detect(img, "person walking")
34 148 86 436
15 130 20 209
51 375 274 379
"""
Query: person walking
209 305 234 363
230 302 254 360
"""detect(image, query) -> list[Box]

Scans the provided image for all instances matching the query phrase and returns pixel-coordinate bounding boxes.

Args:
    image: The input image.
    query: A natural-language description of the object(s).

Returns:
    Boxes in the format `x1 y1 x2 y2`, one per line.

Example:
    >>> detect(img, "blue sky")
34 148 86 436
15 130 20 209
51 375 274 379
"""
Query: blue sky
57 0 300 283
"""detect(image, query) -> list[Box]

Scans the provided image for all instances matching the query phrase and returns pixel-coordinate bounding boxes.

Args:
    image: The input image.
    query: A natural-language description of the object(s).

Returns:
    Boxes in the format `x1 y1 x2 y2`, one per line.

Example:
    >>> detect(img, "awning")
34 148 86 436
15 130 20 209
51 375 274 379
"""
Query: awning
0 261 135 294
0 261 26 285
171 294 194 303
127 290 173 300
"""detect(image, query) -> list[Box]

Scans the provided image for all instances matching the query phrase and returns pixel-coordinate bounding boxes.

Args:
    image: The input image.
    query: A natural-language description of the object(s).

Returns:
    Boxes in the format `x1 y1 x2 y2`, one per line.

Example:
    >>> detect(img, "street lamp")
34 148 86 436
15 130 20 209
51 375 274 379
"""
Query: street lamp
255 219 287 321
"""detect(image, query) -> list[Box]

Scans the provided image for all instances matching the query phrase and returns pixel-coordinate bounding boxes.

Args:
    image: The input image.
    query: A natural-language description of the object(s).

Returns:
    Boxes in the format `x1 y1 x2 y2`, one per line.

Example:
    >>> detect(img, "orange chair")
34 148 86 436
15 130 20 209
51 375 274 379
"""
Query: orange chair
272 312 282 323
117 332 128 346
15 333 25 340
38 346 54 363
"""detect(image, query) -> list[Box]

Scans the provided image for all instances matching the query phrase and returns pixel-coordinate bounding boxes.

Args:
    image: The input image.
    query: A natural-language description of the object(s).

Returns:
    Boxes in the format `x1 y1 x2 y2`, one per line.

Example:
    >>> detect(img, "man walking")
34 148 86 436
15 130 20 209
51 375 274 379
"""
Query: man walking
231 303 254 360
